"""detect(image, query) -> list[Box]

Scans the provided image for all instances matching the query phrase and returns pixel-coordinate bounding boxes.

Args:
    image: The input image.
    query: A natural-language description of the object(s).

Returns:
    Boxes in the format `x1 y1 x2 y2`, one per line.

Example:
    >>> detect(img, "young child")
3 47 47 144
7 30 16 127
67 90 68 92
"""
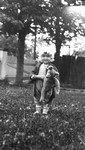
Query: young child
30 52 60 115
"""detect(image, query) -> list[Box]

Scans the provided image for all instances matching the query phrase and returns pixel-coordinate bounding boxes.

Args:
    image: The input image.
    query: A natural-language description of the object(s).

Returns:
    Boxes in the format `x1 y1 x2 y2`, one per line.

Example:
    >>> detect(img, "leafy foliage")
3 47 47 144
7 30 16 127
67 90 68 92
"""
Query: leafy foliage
0 0 50 36
44 1 85 45
0 35 18 55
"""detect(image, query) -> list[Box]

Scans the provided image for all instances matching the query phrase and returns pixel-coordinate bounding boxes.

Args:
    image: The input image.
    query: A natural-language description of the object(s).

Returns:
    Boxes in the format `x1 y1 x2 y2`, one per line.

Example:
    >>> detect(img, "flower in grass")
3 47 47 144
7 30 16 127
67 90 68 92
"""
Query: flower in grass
5 119 10 123
22 117 26 122
61 132 64 135
83 106 85 109
56 118 58 122
49 129 53 133
71 104 75 107
39 132 45 137
3 140 6 146
26 106 31 110
28 135 33 139
19 107 22 110
64 105 67 108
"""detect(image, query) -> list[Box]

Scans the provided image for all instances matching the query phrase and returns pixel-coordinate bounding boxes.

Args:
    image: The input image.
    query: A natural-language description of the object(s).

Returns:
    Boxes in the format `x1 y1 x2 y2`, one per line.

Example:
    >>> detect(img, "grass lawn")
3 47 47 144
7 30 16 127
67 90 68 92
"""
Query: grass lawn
0 84 85 150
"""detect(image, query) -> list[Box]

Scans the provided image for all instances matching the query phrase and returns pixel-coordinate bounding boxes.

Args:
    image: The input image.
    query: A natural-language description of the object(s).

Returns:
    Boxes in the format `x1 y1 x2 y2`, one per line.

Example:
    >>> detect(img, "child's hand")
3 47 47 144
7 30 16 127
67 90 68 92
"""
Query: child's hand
31 75 37 79
31 74 45 80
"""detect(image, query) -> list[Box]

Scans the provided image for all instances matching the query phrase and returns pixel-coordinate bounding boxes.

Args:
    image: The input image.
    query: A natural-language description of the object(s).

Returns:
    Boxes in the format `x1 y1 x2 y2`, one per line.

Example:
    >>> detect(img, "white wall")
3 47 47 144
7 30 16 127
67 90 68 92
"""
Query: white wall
0 51 7 79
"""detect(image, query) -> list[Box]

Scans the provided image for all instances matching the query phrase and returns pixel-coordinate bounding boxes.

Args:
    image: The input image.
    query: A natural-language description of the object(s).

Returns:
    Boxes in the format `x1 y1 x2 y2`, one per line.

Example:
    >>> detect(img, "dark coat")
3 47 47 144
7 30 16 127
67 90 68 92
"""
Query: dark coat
30 62 59 104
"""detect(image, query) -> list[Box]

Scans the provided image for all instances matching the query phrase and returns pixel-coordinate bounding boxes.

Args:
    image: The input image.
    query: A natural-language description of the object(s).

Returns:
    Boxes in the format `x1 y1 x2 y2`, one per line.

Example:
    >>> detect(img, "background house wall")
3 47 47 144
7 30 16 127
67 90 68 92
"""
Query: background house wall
0 52 35 80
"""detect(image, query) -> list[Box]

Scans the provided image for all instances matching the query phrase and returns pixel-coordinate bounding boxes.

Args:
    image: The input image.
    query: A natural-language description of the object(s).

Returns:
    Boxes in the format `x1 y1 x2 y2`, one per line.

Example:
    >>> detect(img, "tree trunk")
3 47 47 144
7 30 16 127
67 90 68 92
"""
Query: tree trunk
54 39 61 70
54 17 62 70
16 32 25 85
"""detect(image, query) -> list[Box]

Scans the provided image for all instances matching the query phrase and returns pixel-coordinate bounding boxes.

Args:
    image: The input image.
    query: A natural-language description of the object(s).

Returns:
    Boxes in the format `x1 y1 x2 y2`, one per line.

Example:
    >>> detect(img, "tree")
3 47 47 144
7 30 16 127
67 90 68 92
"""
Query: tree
0 34 18 56
54 0 85 6
0 0 50 84
43 0 85 68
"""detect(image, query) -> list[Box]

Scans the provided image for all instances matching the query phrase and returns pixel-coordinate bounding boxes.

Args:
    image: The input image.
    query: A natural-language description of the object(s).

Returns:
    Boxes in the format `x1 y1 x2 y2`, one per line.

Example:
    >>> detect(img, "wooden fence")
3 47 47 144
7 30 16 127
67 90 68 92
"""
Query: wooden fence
53 55 85 89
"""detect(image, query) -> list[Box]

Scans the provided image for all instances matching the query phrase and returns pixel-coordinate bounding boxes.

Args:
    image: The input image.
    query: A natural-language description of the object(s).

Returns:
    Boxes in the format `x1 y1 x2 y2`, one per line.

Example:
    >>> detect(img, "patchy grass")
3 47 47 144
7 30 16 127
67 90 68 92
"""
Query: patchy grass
0 84 85 150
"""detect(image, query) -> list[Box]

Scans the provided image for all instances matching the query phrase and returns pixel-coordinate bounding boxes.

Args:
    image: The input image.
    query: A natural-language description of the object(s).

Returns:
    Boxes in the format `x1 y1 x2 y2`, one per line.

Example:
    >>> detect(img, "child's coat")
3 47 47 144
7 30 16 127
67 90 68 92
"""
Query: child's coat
30 62 60 104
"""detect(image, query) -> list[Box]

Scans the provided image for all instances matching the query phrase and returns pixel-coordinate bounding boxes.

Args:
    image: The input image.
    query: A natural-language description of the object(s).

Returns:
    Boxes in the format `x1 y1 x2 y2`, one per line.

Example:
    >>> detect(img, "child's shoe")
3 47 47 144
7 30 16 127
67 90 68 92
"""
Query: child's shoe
42 104 49 115
34 104 41 115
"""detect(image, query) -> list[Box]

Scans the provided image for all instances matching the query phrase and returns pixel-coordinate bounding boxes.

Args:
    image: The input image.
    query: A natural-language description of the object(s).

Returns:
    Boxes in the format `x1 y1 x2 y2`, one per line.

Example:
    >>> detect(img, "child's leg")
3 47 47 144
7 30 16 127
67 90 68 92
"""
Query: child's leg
40 77 48 103
54 78 60 95
42 92 53 115
34 97 42 114
42 104 49 115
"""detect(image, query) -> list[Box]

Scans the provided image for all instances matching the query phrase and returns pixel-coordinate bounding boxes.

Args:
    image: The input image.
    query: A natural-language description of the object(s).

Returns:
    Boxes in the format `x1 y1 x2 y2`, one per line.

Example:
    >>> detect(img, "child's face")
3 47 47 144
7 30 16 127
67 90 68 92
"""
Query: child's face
41 56 51 64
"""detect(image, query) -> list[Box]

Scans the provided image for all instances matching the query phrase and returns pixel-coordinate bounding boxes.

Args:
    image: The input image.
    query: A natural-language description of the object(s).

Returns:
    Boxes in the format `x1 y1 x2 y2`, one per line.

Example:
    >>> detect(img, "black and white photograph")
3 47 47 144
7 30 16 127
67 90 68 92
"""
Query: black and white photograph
0 0 85 149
